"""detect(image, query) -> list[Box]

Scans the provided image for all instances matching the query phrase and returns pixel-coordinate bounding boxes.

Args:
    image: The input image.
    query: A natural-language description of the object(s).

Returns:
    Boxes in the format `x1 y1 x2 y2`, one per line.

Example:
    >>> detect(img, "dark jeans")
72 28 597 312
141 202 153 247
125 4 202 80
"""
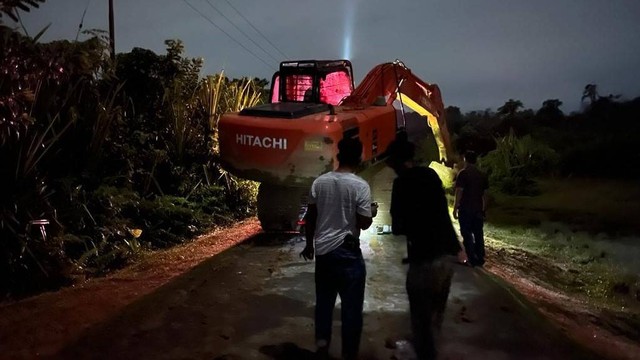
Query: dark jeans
459 210 485 266
406 257 454 360
315 245 366 359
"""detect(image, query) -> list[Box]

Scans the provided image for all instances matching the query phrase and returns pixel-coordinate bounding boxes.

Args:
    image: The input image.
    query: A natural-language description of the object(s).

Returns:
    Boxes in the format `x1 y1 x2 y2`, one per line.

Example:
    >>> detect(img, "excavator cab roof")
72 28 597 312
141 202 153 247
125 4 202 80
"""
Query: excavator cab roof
279 59 353 72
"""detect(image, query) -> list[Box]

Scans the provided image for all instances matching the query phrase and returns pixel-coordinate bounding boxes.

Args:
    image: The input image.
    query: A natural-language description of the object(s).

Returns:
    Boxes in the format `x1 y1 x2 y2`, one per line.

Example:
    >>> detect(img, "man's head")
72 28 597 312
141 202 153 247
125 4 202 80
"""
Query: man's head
463 150 478 164
384 132 415 173
337 137 363 168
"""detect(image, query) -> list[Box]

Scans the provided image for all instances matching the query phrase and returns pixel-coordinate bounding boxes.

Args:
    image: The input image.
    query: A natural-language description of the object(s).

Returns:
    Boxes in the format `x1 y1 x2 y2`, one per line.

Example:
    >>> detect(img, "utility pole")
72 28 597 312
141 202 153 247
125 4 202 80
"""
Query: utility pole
109 0 115 60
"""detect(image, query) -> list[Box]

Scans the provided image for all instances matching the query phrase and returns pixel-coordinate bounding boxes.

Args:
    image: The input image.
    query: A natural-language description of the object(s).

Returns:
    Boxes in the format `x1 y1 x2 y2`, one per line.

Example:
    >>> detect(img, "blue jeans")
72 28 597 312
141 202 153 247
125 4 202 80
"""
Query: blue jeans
315 245 366 359
459 210 485 265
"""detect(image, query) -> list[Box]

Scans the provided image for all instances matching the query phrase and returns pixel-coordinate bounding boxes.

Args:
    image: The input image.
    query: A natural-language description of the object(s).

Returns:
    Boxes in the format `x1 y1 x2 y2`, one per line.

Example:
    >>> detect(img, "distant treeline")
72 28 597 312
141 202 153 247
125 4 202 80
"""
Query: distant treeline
445 96 640 195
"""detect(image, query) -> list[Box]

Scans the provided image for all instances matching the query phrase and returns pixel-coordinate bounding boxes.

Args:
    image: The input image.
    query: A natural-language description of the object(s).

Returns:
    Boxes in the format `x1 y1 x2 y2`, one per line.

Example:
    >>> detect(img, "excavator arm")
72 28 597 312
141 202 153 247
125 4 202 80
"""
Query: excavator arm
341 60 453 162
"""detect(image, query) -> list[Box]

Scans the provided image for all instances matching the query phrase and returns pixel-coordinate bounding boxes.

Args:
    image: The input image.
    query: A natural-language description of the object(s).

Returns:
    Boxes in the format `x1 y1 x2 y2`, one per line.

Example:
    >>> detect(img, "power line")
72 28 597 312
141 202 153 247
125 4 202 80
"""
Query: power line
222 0 288 60
181 0 276 71
203 0 280 63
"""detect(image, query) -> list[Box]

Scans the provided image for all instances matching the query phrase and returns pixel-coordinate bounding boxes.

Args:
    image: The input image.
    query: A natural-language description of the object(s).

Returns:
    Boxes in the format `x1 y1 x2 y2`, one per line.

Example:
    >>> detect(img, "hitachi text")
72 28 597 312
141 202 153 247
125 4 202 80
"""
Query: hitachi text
236 134 287 150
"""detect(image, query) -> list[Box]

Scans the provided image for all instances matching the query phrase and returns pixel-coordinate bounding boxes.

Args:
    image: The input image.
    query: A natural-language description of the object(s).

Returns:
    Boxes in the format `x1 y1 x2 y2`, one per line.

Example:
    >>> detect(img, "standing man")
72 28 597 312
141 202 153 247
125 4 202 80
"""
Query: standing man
453 150 489 267
300 137 377 360
385 134 461 360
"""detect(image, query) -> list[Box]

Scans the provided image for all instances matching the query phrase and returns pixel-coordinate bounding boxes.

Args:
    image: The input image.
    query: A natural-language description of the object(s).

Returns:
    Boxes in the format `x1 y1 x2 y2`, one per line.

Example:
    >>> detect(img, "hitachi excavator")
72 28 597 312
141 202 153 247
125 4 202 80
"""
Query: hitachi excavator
218 59 453 231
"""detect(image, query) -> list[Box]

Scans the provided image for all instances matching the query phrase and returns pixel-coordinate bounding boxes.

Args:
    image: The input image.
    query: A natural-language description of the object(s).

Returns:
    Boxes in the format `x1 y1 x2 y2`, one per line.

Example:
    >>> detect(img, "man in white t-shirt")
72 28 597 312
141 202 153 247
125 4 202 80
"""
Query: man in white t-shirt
300 137 377 360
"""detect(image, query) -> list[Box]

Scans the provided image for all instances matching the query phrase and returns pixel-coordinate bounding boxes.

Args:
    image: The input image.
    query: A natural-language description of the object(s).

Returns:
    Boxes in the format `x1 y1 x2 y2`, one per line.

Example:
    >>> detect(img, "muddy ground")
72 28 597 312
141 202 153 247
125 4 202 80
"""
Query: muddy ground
1 167 638 359
0 217 637 359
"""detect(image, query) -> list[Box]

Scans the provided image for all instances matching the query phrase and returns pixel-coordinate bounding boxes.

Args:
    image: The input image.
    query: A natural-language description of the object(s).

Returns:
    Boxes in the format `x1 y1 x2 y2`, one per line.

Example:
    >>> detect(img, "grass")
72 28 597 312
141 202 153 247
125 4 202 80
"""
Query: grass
488 177 640 235
485 177 640 313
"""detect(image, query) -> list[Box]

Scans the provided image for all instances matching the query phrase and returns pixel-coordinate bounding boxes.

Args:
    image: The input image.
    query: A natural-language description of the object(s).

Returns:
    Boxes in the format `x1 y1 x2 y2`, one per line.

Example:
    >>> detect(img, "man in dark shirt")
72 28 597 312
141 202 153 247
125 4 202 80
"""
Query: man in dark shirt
385 134 461 360
453 150 489 267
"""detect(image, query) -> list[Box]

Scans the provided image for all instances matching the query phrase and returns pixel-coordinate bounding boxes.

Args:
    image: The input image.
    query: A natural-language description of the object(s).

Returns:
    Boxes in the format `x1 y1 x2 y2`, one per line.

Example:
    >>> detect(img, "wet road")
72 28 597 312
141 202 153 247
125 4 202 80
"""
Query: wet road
56 166 597 360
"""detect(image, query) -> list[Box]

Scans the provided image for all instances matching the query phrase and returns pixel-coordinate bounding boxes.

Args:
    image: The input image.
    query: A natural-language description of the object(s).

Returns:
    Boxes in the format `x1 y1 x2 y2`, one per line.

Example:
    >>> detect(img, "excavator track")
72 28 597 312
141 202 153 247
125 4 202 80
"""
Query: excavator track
257 184 308 232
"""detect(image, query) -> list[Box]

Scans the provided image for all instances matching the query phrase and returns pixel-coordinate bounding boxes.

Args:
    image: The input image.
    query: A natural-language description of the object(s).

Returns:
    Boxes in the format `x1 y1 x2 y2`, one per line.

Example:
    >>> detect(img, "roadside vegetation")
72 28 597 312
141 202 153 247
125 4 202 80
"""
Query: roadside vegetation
487 179 640 306
0 22 265 298
444 94 640 343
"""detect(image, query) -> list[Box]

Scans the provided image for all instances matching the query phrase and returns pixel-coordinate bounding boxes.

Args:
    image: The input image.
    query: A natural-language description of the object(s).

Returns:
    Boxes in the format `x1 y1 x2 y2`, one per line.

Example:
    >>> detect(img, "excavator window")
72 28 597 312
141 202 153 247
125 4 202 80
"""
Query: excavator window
270 71 352 105
285 74 313 102
269 60 355 105
270 73 280 103
319 71 352 105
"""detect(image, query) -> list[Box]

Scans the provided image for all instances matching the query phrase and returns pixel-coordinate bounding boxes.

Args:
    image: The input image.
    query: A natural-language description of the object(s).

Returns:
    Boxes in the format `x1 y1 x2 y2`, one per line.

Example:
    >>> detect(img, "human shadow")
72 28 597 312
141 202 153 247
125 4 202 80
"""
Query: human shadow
54 232 318 359
52 231 469 360
258 342 320 360
258 339 394 360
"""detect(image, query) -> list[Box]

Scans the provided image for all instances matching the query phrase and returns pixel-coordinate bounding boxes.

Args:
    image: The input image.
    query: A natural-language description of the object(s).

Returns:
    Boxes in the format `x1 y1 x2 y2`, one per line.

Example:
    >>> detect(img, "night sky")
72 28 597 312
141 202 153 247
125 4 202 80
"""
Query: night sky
12 0 640 113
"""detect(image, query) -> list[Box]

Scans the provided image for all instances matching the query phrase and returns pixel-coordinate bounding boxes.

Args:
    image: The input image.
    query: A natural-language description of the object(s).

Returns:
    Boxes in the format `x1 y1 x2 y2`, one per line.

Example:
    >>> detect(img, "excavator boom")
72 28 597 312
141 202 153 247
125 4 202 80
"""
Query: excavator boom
342 60 452 162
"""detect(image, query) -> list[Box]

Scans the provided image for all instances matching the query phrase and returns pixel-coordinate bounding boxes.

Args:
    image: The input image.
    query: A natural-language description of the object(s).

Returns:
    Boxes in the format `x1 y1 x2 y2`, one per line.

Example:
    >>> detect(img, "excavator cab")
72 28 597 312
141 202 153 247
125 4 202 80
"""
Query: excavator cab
269 60 355 104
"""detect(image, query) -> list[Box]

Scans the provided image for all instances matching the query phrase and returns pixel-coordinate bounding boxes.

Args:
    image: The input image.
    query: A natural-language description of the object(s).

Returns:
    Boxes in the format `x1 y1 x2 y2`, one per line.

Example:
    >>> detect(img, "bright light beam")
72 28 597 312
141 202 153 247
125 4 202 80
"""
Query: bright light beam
343 34 352 60
342 0 357 59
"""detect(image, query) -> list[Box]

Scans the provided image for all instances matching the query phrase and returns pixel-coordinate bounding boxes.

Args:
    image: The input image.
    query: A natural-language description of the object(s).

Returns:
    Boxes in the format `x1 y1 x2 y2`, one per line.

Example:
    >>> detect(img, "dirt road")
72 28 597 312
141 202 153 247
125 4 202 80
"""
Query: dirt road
48 167 597 360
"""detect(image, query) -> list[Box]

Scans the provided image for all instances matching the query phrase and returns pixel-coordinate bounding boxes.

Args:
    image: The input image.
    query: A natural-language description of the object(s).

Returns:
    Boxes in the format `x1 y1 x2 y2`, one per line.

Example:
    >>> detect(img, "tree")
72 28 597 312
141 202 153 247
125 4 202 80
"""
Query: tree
445 106 464 134
497 99 524 118
536 99 564 125
581 84 599 105
115 48 167 122
0 24 119 296
541 99 563 112
0 0 45 22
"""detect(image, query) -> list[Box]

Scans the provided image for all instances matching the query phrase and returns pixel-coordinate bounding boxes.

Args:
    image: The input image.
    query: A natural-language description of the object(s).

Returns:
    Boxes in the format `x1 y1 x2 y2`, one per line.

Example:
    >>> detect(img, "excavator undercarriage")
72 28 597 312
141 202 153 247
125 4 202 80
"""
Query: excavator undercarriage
256 183 307 232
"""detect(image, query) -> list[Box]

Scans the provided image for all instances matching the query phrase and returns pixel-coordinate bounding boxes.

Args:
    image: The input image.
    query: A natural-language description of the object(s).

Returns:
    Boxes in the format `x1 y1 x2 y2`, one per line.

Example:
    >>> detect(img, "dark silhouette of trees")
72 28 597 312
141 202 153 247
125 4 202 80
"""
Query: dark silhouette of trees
581 84 599 105
445 106 464 134
1 23 267 297
497 99 524 118
536 99 564 125
494 99 532 136
541 99 563 113
446 89 640 183
0 0 46 21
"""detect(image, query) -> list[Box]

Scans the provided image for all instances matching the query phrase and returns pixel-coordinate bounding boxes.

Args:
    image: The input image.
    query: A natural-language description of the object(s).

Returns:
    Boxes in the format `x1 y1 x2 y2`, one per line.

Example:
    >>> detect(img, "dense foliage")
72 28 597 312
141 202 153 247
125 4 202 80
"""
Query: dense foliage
0 0 45 22
447 94 640 195
0 25 265 298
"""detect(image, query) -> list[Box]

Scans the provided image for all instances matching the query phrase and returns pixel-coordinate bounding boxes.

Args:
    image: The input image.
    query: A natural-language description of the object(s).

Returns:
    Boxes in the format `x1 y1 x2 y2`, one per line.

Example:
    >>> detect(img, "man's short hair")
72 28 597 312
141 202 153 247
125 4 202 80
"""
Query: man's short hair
464 150 478 164
385 132 415 164
337 137 363 167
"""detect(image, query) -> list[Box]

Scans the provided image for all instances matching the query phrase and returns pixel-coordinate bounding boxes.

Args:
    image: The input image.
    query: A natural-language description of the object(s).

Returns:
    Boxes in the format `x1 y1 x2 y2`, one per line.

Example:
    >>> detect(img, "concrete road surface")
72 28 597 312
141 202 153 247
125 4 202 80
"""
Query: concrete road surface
56 167 597 360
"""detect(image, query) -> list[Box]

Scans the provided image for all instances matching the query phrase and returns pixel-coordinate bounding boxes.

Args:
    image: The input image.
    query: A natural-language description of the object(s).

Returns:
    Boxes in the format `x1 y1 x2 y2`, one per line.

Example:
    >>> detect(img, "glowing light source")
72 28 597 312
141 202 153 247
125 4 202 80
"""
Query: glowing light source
342 0 357 59
343 34 352 60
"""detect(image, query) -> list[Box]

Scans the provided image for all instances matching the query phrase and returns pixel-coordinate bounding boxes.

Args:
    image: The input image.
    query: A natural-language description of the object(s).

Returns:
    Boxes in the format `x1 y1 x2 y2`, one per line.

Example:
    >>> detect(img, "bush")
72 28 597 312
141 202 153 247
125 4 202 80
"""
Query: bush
479 130 559 195
0 28 265 297
0 26 115 297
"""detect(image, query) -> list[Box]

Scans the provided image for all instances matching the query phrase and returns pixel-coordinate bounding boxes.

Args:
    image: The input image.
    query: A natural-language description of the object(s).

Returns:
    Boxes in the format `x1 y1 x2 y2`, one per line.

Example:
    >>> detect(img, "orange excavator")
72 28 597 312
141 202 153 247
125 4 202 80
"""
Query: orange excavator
218 59 453 231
